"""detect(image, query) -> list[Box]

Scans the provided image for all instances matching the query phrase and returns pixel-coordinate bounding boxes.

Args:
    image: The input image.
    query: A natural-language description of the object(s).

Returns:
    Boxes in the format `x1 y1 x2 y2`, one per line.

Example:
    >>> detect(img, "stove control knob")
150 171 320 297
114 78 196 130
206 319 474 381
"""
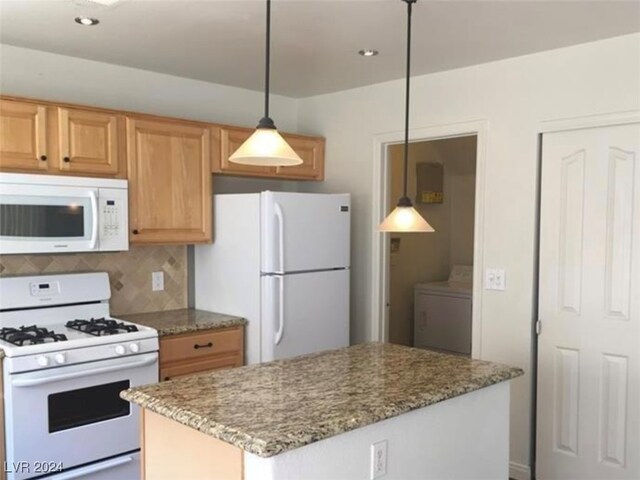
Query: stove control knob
36 355 49 367
115 345 126 355
129 343 140 353
54 353 66 364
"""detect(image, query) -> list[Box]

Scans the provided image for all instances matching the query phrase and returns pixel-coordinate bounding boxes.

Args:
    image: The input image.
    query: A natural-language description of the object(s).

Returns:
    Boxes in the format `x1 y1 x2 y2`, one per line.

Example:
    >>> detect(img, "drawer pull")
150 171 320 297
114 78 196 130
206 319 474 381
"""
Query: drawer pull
194 342 213 350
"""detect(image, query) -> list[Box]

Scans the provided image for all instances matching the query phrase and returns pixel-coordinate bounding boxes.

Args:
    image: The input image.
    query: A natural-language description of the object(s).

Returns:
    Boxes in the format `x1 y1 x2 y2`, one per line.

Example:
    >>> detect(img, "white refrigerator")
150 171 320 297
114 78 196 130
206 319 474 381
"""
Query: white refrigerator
195 191 350 364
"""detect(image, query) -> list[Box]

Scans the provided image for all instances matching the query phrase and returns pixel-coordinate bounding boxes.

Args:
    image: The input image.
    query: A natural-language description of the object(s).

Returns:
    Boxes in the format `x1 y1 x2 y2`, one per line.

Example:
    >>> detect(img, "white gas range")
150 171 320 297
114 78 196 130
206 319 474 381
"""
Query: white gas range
0 272 158 480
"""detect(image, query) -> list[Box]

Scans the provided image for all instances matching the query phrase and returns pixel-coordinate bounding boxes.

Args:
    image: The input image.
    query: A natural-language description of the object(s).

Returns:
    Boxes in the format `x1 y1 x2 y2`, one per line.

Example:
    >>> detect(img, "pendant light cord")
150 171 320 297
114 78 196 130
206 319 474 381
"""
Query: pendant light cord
264 0 271 120
402 0 416 202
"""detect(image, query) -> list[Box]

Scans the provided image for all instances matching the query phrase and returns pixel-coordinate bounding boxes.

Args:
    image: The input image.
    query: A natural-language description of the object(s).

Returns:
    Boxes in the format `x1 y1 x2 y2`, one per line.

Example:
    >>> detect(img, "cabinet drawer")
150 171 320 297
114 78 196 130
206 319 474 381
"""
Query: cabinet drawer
159 327 243 364
160 354 243 381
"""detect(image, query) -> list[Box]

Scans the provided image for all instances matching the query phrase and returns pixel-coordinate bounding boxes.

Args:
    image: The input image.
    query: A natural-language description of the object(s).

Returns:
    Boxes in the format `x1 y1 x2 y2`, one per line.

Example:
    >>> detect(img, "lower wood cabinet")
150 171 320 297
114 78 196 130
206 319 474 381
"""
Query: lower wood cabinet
159 326 244 381
212 125 325 180
127 117 212 244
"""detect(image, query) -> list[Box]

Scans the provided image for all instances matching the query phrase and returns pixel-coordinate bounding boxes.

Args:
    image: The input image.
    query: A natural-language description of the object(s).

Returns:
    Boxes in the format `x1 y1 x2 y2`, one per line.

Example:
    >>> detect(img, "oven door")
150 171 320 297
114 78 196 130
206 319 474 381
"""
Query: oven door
0 184 99 254
4 353 157 480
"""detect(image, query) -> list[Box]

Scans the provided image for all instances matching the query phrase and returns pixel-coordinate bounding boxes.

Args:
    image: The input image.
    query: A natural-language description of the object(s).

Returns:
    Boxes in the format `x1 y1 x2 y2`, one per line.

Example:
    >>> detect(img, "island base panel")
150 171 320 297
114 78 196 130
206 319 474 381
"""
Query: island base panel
244 382 511 480
141 409 243 480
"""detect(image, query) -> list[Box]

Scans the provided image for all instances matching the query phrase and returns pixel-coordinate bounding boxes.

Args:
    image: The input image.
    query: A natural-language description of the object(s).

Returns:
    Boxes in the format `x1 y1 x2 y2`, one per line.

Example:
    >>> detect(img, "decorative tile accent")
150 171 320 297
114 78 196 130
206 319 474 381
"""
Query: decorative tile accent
0 246 187 316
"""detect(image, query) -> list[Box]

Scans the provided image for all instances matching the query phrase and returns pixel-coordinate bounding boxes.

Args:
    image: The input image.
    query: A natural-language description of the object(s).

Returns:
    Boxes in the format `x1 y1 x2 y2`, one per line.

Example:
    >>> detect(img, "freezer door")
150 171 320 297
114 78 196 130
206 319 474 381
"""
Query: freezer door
261 270 349 362
261 192 350 273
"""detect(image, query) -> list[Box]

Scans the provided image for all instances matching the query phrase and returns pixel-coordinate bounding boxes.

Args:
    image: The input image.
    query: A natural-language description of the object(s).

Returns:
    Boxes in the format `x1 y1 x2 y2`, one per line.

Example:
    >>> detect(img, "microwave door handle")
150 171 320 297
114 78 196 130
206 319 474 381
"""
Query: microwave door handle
46 455 135 480
12 355 157 387
89 190 99 249
89 190 98 249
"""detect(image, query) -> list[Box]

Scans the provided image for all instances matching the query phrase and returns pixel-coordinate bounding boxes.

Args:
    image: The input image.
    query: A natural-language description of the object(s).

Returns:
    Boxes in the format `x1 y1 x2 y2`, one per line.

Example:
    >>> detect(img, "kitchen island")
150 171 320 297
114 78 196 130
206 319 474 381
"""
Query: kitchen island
122 343 523 480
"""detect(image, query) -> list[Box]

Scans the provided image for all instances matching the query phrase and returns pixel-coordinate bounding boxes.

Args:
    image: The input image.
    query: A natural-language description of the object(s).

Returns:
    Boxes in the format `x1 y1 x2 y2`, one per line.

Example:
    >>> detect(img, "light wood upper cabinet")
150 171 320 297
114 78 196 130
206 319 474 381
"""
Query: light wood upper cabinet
127 117 212 244
212 125 325 181
276 134 325 180
57 107 123 176
0 99 48 172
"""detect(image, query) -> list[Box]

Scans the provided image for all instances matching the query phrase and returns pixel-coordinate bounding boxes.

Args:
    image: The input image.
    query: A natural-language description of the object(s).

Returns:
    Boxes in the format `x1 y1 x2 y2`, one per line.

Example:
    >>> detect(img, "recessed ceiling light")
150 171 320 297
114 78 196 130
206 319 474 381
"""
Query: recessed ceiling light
358 49 379 57
75 16 100 26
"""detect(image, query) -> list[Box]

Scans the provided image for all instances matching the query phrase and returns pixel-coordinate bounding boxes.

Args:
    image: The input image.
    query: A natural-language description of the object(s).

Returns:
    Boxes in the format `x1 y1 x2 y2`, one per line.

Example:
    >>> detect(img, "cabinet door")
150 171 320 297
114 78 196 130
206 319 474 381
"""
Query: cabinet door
212 126 276 176
276 134 325 180
0 99 48 172
127 117 212 244
58 107 122 176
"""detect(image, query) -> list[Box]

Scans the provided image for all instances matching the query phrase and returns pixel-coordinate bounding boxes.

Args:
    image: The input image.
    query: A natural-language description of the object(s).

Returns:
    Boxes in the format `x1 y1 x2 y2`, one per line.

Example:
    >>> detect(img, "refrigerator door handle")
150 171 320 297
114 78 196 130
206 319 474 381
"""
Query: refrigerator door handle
274 201 285 273
275 275 285 345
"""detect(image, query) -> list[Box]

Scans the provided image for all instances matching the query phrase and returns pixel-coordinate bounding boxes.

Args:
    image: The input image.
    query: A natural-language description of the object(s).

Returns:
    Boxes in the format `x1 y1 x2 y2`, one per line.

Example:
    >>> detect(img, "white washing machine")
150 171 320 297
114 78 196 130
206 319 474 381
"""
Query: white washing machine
414 265 473 355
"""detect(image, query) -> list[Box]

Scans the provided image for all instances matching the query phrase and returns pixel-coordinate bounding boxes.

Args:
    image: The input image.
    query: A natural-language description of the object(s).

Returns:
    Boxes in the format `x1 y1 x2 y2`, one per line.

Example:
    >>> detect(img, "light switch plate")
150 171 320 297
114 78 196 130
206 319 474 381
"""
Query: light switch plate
152 271 164 291
485 268 506 291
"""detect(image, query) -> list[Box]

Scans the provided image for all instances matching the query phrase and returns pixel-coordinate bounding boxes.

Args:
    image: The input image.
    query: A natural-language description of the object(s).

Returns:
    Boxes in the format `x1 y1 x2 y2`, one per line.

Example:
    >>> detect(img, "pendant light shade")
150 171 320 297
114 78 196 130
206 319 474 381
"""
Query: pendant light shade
229 0 302 167
378 0 434 233
379 201 435 233
229 126 301 166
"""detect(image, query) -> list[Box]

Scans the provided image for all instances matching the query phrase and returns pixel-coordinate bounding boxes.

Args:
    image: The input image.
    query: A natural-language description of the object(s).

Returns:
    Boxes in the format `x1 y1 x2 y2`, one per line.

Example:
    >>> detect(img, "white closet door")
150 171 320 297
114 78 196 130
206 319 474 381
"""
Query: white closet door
537 123 640 479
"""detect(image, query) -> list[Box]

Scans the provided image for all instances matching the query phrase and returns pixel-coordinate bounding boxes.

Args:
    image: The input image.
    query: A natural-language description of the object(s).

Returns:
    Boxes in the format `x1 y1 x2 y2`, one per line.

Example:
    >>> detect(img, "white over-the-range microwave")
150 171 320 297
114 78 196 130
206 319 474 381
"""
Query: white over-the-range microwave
0 173 129 254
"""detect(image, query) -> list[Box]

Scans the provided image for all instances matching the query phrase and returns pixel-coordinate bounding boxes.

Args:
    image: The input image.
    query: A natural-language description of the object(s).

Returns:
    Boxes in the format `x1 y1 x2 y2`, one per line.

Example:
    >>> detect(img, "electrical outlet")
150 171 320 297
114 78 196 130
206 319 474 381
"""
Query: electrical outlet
371 440 387 479
485 268 506 291
152 271 164 291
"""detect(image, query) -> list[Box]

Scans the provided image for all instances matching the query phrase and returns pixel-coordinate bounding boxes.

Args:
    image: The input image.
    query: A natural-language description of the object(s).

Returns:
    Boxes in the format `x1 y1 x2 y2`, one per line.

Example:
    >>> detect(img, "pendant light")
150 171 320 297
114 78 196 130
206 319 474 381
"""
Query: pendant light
229 0 302 167
379 0 434 233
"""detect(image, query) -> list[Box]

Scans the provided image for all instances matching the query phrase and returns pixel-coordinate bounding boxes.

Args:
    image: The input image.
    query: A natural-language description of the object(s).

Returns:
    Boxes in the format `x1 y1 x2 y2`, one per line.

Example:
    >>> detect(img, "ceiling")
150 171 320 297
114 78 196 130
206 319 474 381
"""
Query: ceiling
1 0 639 98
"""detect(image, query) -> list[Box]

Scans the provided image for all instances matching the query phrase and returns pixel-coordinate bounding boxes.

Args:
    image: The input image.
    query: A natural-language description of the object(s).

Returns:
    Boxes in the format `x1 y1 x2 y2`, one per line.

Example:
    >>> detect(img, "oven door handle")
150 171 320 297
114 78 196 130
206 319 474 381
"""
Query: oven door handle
48 454 135 480
12 355 157 387
89 189 99 250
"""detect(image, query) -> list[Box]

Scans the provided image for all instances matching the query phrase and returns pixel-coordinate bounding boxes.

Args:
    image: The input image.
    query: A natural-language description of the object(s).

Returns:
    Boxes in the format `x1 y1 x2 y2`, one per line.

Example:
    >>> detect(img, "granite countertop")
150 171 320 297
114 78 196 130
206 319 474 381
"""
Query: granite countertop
121 342 523 458
121 308 246 337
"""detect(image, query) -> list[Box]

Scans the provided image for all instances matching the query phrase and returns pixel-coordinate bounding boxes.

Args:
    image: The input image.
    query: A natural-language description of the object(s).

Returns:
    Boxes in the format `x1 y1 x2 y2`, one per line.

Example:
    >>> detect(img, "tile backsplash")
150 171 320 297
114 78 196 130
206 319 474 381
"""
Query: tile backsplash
0 246 187 315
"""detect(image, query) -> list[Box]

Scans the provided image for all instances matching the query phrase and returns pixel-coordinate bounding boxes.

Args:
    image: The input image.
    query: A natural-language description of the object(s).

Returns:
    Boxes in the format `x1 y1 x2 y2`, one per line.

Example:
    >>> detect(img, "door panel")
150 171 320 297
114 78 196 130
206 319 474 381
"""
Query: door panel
261 270 349 362
261 192 350 273
537 123 640 480
0 99 48 172
58 107 121 176
126 117 211 244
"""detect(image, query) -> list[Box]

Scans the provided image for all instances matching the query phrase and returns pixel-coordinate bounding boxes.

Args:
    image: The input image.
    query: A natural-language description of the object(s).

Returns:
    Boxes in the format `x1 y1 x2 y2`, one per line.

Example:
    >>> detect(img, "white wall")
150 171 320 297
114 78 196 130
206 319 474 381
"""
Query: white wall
0 44 299 129
296 33 640 473
0 44 301 193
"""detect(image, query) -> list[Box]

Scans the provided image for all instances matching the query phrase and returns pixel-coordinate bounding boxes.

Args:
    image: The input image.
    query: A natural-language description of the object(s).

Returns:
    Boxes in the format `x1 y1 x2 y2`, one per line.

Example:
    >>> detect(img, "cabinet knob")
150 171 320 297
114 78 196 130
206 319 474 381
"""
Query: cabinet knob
132 229 139 235
63 156 71 163
194 342 213 350
40 155 47 161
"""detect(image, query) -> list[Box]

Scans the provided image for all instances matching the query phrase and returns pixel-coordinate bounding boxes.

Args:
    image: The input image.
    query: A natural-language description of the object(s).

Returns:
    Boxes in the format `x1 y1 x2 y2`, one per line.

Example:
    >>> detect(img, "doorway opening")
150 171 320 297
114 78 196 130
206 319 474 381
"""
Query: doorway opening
386 135 478 356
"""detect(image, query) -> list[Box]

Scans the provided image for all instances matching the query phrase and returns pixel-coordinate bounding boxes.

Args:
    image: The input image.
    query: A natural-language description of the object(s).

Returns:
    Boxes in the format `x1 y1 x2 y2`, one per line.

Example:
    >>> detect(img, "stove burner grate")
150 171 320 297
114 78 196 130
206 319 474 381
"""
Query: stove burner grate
0 325 68 346
66 318 139 336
